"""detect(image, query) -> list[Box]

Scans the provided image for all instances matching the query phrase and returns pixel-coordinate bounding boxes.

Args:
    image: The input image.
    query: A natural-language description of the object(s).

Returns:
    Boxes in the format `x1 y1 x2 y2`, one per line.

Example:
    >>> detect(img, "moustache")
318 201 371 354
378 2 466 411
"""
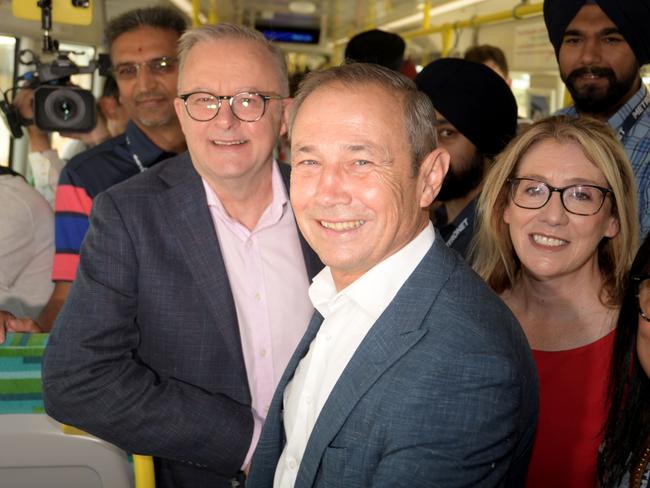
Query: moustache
566 66 616 83
134 92 167 103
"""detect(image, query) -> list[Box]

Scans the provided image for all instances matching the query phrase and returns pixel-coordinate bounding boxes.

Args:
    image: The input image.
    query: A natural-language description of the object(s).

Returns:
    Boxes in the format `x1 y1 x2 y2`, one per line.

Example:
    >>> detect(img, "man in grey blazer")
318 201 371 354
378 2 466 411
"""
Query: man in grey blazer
247 63 539 487
43 24 321 488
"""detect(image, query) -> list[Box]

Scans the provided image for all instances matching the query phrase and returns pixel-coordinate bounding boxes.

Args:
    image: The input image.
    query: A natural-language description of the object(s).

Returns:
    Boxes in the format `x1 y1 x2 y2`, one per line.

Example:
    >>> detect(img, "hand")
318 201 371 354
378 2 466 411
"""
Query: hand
13 87 51 152
0 311 42 344
13 87 35 120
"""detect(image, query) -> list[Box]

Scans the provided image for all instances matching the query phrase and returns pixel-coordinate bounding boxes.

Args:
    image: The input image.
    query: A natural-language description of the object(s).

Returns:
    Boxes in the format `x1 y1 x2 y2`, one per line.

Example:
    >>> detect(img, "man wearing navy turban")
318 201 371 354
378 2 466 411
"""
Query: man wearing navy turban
544 0 650 237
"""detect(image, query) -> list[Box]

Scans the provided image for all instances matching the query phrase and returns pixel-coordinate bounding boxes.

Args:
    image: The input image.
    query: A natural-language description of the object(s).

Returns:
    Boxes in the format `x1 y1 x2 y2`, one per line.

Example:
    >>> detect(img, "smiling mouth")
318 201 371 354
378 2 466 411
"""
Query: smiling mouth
212 140 246 146
532 234 568 247
320 220 365 231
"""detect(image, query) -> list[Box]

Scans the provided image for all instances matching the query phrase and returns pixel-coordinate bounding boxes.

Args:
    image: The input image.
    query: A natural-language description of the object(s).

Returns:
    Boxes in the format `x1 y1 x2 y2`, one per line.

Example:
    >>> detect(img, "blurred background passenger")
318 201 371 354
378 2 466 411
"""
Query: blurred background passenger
344 28 405 71
464 43 511 86
471 115 638 488
0 166 53 342
599 234 650 488
416 58 517 258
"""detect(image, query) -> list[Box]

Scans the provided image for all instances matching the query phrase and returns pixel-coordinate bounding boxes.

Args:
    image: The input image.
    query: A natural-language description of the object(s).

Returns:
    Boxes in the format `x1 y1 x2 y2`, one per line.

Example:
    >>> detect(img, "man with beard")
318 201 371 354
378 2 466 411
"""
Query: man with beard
416 58 518 258
544 0 650 236
0 6 187 339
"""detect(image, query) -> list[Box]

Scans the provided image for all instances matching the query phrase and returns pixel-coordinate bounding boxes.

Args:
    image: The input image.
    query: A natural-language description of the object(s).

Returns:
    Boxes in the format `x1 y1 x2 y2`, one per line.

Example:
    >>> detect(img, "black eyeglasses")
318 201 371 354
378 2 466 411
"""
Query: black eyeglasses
633 276 650 322
110 56 177 81
177 91 284 123
507 177 612 216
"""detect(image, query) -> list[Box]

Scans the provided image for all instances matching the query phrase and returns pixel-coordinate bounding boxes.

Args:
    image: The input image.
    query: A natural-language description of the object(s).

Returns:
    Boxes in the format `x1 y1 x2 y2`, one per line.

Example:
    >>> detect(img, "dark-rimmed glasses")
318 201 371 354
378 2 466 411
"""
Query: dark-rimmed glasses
507 177 612 216
633 276 650 322
177 91 284 123
110 56 178 81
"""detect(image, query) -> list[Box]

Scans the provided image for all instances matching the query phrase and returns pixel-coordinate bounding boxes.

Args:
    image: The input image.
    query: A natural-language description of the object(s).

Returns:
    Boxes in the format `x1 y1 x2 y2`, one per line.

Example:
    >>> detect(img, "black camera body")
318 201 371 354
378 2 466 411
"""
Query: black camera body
0 51 99 137
33 84 95 132
1 0 101 137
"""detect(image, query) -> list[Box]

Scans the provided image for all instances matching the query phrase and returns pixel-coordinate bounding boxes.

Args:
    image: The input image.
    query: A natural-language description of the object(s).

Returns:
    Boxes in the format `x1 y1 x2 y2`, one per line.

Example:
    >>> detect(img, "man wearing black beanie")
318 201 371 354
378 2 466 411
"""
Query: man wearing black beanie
415 58 517 258
544 0 650 237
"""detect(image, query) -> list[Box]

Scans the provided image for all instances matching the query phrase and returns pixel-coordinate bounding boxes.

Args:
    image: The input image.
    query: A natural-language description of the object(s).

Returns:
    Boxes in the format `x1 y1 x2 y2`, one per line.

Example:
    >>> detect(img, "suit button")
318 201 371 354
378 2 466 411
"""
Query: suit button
287 457 297 470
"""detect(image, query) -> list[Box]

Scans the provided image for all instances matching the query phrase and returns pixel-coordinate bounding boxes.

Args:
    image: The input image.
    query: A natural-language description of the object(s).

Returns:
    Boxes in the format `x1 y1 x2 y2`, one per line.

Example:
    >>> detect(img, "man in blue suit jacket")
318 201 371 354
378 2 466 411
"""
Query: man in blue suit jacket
248 63 539 487
43 24 321 488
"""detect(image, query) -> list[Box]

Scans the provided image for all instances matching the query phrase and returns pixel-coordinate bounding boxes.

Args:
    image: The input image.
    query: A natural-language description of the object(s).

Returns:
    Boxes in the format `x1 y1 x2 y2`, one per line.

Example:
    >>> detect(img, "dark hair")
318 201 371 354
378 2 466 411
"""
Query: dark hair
0 165 22 178
101 75 119 100
599 233 650 487
464 44 509 77
104 6 187 49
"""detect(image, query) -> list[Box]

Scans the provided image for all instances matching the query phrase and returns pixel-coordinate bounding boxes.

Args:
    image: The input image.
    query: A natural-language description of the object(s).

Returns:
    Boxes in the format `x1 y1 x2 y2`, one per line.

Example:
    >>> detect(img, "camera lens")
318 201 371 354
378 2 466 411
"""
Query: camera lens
55 98 76 121
43 88 86 128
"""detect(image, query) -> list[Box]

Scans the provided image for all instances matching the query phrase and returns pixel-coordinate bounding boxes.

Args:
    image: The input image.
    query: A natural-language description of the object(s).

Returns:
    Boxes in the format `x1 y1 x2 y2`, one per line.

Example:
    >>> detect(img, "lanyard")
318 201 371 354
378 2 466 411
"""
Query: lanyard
617 89 650 142
125 135 147 173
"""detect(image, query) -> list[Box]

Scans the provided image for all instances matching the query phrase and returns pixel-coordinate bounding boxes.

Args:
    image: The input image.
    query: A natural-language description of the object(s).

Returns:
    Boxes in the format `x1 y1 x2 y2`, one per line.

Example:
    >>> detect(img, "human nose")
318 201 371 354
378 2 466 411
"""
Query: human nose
314 164 350 206
538 190 569 225
135 63 157 91
579 37 602 65
211 98 239 129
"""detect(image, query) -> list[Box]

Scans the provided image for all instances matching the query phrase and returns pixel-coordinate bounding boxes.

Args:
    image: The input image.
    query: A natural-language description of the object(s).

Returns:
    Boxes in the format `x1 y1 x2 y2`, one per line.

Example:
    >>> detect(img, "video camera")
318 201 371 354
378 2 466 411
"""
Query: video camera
0 0 104 138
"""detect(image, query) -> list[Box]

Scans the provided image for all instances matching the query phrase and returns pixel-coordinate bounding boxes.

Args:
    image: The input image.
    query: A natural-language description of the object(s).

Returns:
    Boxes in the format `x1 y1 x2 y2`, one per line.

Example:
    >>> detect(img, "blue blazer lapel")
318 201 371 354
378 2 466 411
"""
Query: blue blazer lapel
155 154 247 391
295 236 458 487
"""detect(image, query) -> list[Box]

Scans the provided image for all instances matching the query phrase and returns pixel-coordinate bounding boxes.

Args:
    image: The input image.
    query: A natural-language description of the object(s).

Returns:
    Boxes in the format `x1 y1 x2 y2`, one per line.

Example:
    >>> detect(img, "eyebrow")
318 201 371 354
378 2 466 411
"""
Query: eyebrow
517 173 608 186
293 142 393 163
563 27 623 38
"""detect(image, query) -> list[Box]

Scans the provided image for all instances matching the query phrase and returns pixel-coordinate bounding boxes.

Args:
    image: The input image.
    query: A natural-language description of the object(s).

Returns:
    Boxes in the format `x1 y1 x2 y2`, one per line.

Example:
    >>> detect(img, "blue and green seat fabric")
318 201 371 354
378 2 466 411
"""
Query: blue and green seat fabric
0 333 48 414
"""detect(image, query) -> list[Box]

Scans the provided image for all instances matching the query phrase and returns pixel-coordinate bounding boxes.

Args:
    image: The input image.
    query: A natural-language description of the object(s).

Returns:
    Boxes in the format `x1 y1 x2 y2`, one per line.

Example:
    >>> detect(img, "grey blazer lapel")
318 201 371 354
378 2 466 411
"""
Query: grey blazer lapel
296 236 458 486
155 154 246 383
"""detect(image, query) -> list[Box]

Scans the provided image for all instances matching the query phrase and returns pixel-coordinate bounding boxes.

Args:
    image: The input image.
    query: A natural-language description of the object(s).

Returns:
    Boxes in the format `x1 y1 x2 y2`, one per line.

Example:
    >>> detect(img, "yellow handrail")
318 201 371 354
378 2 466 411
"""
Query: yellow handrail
61 425 155 488
133 454 156 488
400 2 543 40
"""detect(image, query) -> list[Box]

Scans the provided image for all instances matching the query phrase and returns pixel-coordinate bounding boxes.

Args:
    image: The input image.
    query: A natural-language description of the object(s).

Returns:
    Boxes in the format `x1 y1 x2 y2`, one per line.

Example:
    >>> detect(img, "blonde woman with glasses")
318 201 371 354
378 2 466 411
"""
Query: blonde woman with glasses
471 115 638 488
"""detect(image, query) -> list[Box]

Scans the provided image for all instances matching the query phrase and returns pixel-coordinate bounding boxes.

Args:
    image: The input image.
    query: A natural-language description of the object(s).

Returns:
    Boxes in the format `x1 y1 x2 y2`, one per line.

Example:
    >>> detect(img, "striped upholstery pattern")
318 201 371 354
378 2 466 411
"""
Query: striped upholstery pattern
0 333 48 414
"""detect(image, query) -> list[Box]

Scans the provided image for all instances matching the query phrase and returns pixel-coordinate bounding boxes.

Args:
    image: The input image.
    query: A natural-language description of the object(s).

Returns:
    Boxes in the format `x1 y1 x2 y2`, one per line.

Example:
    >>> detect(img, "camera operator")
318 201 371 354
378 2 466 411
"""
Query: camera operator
0 6 186 341
13 76 128 207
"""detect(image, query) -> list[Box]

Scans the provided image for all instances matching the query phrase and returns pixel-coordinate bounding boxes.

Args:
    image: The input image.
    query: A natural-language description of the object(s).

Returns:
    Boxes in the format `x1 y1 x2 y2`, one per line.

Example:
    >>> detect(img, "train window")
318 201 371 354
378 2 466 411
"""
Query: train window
0 35 16 167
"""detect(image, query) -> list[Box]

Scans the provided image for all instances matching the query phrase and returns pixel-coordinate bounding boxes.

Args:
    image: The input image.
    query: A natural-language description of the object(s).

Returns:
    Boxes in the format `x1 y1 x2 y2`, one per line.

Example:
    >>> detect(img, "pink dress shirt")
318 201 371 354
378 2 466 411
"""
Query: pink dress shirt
202 162 313 467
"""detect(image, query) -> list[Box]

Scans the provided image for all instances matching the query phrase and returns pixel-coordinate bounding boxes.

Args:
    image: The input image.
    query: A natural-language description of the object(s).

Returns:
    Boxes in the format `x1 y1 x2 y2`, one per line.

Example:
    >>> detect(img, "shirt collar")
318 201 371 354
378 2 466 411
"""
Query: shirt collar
608 84 648 129
309 222 435 321
202 160 288 229
125 120 175 168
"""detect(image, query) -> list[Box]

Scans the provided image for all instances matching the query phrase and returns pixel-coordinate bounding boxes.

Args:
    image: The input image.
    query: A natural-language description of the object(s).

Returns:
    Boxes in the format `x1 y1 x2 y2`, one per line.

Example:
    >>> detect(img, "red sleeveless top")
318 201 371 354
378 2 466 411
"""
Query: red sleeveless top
525 330 615 488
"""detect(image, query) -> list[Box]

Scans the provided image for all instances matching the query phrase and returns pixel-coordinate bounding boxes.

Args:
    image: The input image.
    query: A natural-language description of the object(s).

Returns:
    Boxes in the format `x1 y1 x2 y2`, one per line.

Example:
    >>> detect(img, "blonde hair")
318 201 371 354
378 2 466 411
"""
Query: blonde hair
470 115 638 306
176 23 289 96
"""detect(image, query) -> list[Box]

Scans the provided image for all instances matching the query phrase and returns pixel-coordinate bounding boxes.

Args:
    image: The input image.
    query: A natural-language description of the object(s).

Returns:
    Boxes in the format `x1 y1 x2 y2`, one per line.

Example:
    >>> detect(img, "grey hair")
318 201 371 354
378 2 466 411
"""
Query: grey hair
176 23 289 96
289 63 437 174
105 6 187 51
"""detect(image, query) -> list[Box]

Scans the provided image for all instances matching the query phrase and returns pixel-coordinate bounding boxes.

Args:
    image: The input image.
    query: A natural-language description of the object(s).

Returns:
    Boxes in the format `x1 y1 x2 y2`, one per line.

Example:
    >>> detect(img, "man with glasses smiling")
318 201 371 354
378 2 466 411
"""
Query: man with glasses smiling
0 6 188 339
43 23 321 488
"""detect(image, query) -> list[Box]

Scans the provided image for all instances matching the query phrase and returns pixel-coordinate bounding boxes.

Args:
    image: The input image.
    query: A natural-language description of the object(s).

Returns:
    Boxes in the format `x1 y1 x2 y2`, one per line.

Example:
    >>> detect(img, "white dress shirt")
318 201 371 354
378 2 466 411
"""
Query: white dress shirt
273 223 435 487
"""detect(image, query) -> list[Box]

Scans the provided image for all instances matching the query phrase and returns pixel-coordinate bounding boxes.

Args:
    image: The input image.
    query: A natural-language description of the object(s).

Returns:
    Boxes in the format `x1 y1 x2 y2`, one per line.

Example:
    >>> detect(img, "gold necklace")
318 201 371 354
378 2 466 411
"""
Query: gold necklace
631 442 650 488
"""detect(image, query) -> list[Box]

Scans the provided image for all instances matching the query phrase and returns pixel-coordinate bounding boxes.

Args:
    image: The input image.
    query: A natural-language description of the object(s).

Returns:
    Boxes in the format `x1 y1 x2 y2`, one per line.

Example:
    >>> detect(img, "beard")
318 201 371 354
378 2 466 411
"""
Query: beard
131 91 176 128
563 65 639 115
437 152 484 202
